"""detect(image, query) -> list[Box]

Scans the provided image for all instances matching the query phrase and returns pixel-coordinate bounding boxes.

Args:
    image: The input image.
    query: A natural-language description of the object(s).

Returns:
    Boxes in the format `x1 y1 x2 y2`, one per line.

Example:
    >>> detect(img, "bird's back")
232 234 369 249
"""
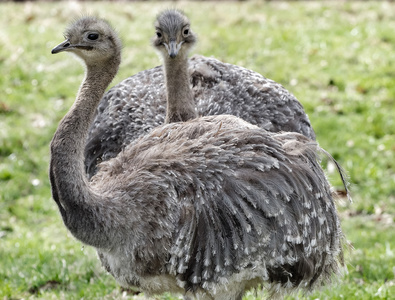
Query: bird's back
85 55 316 178
91 115 342 297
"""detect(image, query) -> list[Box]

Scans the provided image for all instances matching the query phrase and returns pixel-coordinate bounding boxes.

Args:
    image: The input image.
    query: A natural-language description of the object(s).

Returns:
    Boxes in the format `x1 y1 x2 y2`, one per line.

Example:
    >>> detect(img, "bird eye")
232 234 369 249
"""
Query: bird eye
156 32 162 38
87 33 99 40
183 29 189 36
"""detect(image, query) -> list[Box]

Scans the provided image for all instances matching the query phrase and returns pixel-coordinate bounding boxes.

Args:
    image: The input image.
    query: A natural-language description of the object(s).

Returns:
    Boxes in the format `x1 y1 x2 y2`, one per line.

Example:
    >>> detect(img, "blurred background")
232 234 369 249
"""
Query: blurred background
0 0 394 299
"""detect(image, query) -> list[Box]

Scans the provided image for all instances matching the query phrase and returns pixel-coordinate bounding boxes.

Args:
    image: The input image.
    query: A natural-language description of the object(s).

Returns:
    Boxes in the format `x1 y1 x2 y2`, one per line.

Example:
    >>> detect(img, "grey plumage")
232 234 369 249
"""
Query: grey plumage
84 11 315 178
50 14 346 300
94 117 345 299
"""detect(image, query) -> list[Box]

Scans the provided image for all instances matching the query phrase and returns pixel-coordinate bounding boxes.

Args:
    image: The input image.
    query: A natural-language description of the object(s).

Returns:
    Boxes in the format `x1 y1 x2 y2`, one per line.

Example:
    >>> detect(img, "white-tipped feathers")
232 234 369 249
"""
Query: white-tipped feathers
92 115 346 299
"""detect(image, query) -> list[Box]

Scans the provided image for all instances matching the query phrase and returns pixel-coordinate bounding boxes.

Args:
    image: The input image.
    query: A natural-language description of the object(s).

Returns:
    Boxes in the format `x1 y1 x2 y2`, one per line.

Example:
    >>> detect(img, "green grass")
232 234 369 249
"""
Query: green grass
1 1 394 299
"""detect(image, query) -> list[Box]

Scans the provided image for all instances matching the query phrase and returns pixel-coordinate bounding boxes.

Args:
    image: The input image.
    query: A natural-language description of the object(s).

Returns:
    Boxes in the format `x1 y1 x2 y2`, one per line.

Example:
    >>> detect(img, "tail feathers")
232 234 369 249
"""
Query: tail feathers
319 147 352 203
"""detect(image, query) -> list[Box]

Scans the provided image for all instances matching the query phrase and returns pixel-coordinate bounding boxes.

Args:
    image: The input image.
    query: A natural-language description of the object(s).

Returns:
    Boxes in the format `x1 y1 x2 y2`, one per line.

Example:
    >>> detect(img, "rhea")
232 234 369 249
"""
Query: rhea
153 9 197 123
50 15 346 300
84 11 316 178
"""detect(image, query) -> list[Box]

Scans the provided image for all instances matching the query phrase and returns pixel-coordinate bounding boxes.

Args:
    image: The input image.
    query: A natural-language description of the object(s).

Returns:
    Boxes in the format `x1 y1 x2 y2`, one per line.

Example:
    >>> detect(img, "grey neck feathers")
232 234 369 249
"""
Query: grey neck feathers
164 56 197 123
50 56 120 248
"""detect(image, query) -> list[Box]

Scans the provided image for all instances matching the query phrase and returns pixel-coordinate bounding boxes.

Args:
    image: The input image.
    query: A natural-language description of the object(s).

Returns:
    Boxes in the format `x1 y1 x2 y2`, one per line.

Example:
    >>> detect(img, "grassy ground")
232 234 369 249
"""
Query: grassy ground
0 1 394 299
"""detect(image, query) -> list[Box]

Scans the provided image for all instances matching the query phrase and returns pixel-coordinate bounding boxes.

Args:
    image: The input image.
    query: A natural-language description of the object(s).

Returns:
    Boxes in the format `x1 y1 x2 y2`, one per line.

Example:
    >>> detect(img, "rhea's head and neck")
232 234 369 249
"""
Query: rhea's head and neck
153 9 197 123
53 17 121 105
49 17 121 247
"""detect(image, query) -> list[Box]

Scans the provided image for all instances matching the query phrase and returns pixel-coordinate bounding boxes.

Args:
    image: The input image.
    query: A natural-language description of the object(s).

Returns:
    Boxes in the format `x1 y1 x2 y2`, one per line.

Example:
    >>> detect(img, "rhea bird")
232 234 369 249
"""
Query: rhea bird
84 10 316 179
153 9 198 123
50 15 348 300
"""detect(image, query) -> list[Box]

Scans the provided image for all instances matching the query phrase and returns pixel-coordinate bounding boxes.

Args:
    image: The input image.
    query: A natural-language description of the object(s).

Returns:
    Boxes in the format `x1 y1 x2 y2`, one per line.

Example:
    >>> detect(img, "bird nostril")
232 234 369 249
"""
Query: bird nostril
64 42 70 48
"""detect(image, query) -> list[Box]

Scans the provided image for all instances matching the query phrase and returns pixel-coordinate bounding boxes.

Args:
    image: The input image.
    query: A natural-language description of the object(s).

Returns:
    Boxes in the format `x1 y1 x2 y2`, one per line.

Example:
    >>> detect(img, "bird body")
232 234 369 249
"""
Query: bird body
92 115 343 299
50 13 345 300
85 41 315 177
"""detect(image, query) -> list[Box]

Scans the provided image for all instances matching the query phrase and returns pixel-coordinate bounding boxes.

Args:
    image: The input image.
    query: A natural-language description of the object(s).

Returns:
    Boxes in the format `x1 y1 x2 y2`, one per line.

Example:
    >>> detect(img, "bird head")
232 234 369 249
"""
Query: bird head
153 9 196 59
51 16 122 65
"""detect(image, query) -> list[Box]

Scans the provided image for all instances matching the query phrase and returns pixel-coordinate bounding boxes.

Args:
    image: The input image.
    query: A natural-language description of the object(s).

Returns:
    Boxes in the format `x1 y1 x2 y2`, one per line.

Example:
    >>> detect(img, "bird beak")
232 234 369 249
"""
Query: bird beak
166 40 184 58
51 39 72 54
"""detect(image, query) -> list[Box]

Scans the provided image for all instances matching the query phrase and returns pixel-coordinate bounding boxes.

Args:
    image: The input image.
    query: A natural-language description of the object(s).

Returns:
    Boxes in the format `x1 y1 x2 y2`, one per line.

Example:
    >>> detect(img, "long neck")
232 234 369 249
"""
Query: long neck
50 57 119 248
164 55 197 123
